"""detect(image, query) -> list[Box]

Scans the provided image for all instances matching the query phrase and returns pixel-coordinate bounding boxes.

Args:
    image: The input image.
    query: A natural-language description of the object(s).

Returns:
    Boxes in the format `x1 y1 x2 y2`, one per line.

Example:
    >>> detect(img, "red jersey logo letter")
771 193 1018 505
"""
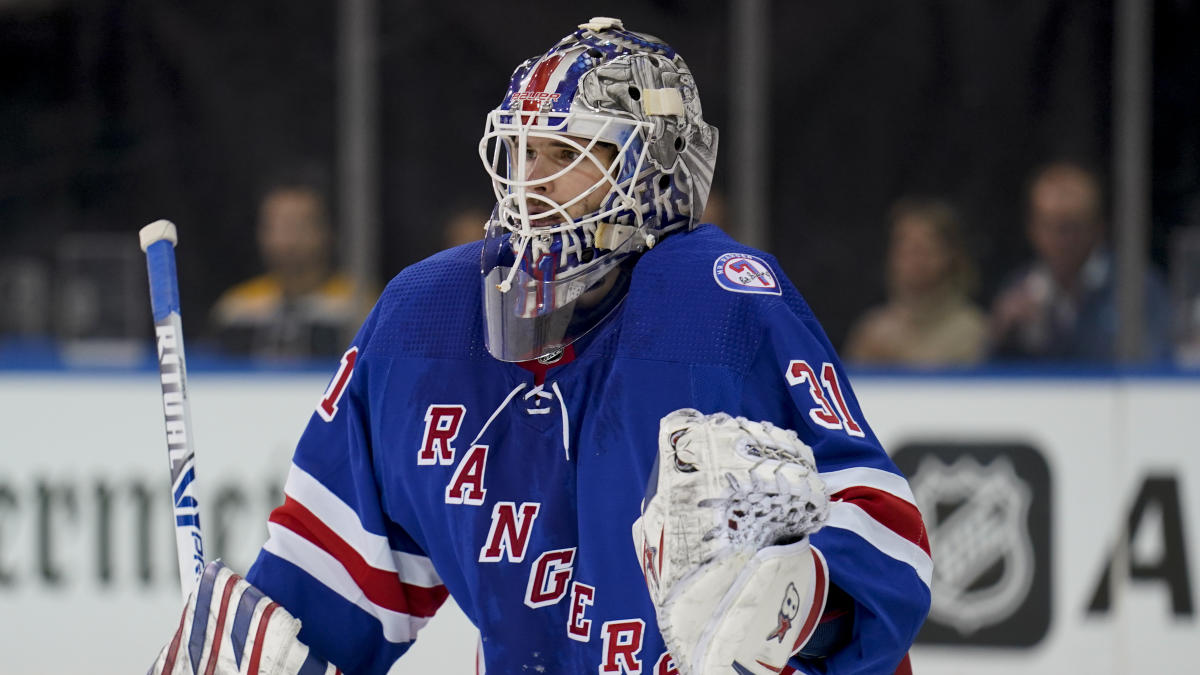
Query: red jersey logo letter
418 404 465 465
478 502 541 563
600 619 645 674
445 445 488 505
654 653 680 675
524 547 576 608
567 581 596 642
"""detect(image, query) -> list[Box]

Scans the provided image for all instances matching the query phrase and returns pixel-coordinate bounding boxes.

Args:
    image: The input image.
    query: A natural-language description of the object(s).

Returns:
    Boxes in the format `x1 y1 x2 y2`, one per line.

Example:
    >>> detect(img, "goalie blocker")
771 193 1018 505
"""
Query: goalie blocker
150 560 339 675
633 409 835 674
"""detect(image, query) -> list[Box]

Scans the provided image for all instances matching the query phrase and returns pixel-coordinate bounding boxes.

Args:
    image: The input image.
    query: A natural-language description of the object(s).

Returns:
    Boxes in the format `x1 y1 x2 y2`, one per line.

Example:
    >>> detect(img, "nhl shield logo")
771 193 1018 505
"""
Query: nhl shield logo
894 442 1051 647
713 253 782 295
911 456 1035 635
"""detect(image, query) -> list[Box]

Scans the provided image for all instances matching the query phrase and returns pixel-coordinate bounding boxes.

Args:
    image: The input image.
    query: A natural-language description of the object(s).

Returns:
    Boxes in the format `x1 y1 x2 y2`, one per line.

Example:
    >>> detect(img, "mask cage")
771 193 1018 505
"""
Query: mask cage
480 110 654 237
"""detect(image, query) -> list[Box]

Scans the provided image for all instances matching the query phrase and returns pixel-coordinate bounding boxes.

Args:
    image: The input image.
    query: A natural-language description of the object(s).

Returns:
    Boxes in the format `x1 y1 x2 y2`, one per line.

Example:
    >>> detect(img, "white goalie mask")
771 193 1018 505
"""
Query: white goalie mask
478 17 719 362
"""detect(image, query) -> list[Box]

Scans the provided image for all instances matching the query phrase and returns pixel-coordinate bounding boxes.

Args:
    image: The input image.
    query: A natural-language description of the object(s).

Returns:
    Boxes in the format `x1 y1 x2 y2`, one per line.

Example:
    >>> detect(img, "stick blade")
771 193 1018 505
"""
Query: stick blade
140 219 178 251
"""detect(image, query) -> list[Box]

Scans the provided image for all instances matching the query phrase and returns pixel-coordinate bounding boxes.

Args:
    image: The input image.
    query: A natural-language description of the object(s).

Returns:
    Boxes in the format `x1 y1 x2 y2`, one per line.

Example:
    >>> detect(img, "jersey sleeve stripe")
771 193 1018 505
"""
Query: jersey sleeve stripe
269 497 448 615
820 466 916 504
824 501 933 588
829 486 930 557
285 466 442 585
263 523 440 643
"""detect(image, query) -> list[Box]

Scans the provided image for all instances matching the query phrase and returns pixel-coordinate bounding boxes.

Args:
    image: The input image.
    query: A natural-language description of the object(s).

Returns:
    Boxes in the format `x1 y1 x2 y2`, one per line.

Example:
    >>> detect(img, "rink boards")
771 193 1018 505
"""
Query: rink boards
0 370 1196 674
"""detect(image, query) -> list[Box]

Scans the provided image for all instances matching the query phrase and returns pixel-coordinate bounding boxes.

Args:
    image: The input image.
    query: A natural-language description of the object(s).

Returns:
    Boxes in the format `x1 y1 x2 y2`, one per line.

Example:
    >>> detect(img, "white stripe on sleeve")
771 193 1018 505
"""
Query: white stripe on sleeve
820 466 917 504
263 522 432 644
824 501 933 588
285 465 443 588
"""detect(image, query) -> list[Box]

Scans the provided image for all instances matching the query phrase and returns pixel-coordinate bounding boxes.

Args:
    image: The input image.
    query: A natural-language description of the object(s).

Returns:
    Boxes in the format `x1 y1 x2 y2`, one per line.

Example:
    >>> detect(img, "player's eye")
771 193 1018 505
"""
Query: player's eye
558 148 580 163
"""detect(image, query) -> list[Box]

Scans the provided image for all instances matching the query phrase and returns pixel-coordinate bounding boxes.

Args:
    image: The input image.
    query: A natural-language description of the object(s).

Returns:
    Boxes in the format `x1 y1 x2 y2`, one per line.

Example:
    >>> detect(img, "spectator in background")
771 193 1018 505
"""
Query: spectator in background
210 170 364 360
844 197 986 366
0 258 51 338
989 161 1171 362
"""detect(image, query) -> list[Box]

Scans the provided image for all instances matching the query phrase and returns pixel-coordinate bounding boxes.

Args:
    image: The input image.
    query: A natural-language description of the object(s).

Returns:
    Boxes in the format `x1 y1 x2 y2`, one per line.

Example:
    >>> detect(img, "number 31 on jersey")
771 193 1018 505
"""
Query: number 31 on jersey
785 359 864 437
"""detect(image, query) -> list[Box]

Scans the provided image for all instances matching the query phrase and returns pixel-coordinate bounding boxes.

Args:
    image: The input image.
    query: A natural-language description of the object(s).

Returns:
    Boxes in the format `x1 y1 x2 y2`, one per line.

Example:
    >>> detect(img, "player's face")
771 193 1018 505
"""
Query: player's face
520 135 617 225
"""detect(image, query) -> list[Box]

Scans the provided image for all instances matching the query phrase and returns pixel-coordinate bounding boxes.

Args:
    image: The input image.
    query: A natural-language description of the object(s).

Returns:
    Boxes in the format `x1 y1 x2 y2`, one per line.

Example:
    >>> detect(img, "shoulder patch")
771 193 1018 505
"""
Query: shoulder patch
712 252 782 296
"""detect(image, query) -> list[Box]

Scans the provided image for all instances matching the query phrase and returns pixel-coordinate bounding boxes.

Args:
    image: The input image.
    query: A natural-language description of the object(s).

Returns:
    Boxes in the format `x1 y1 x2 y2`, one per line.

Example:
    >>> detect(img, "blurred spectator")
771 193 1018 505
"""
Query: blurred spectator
209 170 363 360
843 197 986 366
0 257 51 338
989 161 1171 362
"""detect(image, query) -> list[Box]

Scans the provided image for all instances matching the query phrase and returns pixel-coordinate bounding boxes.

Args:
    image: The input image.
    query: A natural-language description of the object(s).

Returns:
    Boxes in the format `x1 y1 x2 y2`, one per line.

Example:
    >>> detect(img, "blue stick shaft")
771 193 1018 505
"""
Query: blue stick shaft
141 223 204 601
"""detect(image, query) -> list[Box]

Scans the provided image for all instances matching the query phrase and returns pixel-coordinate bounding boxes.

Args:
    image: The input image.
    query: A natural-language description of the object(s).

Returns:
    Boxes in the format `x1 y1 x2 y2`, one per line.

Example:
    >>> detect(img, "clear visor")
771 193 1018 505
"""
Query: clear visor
481 225 630 362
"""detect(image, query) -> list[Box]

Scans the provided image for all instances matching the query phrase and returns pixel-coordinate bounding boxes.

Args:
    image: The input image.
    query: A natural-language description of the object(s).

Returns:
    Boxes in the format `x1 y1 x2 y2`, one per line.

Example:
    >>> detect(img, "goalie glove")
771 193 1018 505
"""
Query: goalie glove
149 560 339 675
632 409 831 675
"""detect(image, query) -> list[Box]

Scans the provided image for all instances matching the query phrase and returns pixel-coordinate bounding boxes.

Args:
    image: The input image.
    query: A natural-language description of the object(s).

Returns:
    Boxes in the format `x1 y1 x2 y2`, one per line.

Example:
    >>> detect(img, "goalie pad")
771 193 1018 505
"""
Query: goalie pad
149 560 339 675
632 409 830 674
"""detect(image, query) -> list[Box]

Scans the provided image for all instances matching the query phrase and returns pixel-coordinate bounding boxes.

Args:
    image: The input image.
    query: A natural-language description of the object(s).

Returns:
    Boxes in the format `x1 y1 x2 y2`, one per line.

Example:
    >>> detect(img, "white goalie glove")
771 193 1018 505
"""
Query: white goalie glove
150 560 338 675
632 409 832 675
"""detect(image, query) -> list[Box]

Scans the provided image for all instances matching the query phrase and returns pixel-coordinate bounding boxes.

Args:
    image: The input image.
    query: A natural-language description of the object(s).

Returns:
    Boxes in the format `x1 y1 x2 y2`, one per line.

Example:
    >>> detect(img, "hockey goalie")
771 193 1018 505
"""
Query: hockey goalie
147 15 930 675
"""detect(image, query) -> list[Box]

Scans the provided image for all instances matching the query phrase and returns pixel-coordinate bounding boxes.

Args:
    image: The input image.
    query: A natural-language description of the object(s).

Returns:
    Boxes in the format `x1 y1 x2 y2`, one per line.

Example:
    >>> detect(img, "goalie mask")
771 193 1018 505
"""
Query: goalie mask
479 17 719 362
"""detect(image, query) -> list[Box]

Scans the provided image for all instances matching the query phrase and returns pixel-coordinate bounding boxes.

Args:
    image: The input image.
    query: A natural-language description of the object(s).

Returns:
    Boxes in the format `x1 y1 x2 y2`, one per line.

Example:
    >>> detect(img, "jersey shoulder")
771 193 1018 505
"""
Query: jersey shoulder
360 240 488 360
620 225 818 369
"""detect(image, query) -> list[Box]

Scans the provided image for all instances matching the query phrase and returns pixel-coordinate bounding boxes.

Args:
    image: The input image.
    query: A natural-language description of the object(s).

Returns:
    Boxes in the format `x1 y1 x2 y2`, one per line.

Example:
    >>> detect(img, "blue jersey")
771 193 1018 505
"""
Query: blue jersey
246 225 931 674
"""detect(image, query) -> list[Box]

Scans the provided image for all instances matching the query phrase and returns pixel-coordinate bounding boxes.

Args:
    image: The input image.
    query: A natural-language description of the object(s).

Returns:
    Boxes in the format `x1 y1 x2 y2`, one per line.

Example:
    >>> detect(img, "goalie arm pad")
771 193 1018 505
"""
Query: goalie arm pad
150 560 340 675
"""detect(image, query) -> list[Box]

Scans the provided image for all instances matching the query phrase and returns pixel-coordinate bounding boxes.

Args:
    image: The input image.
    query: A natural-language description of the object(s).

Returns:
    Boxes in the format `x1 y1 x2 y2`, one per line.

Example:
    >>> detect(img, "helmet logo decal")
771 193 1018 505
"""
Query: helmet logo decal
514 53 565 120
713 253 782 296
510 91 561 107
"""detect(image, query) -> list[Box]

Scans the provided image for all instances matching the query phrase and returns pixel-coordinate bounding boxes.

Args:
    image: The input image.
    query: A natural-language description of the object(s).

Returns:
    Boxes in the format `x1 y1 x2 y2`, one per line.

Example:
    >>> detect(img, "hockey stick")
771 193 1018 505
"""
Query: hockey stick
140 220 205 602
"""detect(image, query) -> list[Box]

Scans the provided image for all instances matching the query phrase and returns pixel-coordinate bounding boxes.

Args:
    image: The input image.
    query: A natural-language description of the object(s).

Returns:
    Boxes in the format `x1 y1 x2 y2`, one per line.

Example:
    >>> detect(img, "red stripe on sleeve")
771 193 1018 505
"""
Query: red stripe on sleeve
830 486 931 557
269 496 448 617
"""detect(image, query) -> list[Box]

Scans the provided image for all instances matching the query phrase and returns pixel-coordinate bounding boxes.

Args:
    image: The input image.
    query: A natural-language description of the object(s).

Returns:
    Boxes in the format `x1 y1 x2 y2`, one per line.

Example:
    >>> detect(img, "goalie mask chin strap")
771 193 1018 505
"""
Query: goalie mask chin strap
470 381 572 461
